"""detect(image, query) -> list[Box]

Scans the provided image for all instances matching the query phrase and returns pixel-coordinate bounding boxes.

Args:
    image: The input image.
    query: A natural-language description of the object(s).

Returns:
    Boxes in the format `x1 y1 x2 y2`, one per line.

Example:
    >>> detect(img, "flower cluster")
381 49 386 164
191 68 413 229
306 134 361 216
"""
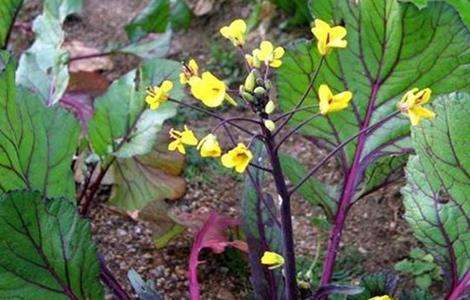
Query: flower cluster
143 17 433 198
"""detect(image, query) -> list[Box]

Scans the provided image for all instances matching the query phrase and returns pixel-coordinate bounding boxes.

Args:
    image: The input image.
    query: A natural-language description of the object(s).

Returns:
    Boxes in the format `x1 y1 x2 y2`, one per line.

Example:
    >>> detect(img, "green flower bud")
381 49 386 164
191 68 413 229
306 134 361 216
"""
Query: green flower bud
244 71 256 92
264 119 275 132
254 86 266 96
265 100 275 114
264 79 272 90
242 92 254 102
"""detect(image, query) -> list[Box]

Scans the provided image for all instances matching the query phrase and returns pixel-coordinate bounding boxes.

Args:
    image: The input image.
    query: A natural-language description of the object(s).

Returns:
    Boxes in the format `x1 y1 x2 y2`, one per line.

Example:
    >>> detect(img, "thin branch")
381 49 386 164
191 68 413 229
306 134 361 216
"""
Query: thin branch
275 113 321 150
288 111 400 196
168 98 254 135
273 105 319 122
99 257 132 300
212 117 260 133
68 51 114 62
275 57 324 134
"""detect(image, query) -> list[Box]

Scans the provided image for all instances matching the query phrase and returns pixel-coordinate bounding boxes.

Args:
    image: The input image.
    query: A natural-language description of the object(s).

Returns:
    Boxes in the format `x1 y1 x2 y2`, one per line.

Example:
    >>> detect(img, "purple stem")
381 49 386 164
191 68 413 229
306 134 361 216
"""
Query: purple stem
318 82 381 288
264 129 297 300
99 258 132 300
446 269 470 300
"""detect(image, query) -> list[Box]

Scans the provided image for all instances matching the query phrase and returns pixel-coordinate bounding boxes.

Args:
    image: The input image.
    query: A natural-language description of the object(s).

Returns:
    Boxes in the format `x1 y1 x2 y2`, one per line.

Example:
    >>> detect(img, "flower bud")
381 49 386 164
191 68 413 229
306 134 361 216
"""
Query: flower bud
265 100 275 114
254 86 266 96
264 79 272 90
244 71 256 92
264 119 275 132
242 91 254 102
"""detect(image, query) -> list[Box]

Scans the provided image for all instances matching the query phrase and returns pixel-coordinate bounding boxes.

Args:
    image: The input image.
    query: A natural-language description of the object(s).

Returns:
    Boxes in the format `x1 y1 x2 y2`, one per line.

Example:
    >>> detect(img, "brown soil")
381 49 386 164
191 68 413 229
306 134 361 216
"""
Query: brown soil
11 0 424 299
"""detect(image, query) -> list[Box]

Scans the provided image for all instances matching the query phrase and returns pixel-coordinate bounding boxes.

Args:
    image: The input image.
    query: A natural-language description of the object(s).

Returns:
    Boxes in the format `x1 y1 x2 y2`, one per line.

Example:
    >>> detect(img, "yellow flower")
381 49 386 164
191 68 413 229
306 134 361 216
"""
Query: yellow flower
145 80 173 110
311 19 347 56
397 88 435 126
197 134 222 157
368 296 393 300
318 84 352 114
189 72 237 107
260 251 285 269
221 143 253 173
253 41 285 68
220 19 247 46
179 59 199 85
168 125 198 155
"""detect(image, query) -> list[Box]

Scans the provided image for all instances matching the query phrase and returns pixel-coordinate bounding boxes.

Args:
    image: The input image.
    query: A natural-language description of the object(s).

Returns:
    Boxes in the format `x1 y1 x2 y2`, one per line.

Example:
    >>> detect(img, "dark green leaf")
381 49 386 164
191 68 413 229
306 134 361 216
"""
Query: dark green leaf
415 274 432 289
348 272 398 300
0 0 23 48
119 30 171 60
402 0 470 28
279 153 337 218
125 0 170 42
170 0 191 31
278 0 470 203
0 190 103 299
402 93 470 288
0 52 80 198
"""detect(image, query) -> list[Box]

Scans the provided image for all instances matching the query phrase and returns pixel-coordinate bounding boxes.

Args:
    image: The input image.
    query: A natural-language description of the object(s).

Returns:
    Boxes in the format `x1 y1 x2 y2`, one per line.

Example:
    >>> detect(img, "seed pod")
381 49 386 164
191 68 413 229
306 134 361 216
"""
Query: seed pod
264 119 276 132
254 86 266 96
244 71 256 92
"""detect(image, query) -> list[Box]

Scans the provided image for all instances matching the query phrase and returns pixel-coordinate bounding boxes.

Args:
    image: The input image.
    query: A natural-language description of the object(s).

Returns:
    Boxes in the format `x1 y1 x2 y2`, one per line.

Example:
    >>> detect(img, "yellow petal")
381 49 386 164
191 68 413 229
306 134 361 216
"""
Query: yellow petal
179 73 188 85
411 106 435 119
181 126 198 145
260 41 273 54
327 39 347 48
261 251 285 268
368 296 393 300
221 152 236 168
219 26 231 38
318 84 332 114
273 46 285 59
188 59 199 74
161 80 173 93
311 19 330 40
417 88 432 104
269 59 282 68
408 110 421 126
329 26 347 41
231 19 246 33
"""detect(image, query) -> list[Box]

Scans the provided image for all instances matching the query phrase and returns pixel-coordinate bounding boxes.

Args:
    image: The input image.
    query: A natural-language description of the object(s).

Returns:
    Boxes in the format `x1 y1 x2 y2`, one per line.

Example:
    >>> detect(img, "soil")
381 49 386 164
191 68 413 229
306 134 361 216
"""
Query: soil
10 0 425 299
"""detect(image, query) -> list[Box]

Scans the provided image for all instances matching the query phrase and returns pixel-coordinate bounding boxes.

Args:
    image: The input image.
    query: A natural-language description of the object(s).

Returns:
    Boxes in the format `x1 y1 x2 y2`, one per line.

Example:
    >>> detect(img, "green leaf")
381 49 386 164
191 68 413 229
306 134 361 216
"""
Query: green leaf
88 59 186 214
279 153 337 218
0 190 103 299
43 0 83 23
415 274 432 289
402 93 470 287
125 0 170 42
402 0 470 28
0 52 80 198
170 0 191 31
88 59 182 158
0 0 23 48
277 0 469 203
118 30 172 60
16 0 82 105
110 137 186 210
347 272 398 300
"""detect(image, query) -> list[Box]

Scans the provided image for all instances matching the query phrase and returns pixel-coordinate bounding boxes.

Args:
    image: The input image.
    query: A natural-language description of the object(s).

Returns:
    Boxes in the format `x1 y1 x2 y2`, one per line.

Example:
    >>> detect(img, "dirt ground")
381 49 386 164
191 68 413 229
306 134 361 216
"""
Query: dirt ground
11 0 424 299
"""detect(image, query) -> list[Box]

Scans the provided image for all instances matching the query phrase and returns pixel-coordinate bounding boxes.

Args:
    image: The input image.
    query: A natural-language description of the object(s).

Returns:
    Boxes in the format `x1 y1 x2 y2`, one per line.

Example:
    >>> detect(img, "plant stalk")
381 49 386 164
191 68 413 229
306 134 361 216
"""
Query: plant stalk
99 258 132 300
265 130 297 300
446 269 470 300
318 82 382 290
